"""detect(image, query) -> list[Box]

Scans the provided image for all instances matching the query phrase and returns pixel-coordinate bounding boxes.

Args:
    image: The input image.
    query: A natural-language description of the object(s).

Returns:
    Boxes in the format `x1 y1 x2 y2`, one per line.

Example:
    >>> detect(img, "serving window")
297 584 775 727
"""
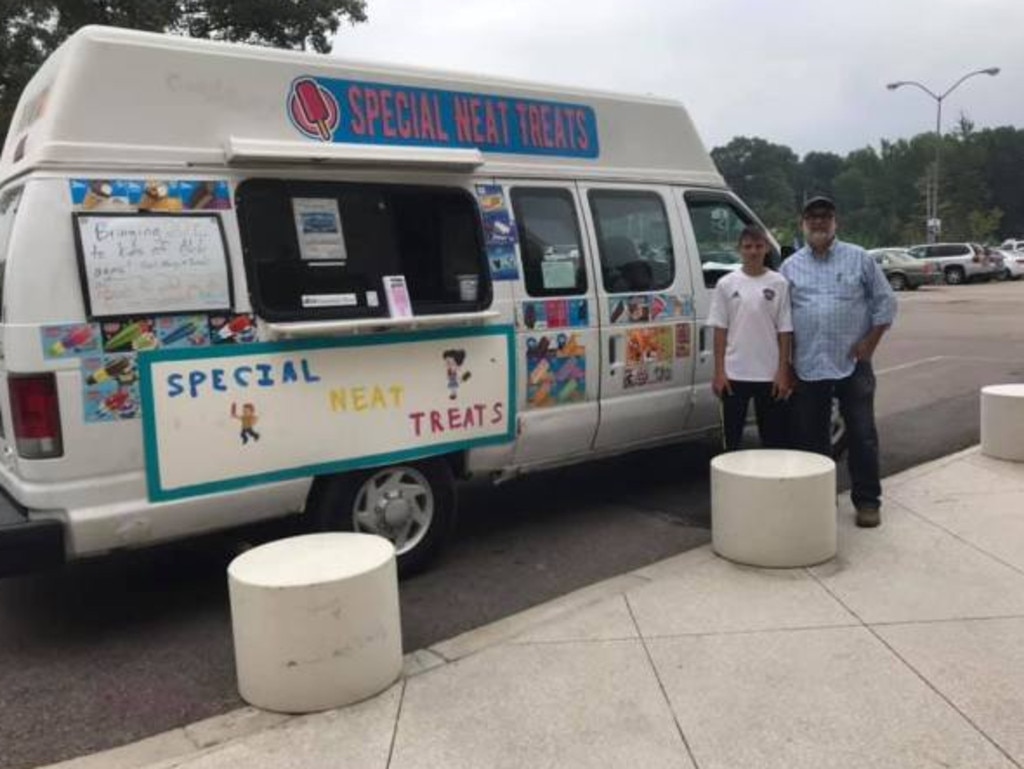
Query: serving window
235 179 491 321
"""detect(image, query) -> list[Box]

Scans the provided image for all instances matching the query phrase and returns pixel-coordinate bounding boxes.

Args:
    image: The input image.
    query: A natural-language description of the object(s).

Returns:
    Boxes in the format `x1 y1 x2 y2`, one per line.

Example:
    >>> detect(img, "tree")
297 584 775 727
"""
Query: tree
979 127 1024 238
711 136 800 240
799 151 843 200
0 0 367 146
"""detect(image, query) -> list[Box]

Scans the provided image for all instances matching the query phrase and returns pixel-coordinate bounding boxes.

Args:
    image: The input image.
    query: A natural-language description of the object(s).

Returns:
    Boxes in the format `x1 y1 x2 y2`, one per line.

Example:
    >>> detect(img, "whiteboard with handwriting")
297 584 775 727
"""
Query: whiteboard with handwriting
76 215 232 317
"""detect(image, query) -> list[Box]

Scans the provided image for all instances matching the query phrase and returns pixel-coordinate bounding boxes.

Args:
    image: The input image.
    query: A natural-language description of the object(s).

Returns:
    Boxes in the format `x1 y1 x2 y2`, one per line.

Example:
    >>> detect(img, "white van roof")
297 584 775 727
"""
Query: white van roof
0 26 724 187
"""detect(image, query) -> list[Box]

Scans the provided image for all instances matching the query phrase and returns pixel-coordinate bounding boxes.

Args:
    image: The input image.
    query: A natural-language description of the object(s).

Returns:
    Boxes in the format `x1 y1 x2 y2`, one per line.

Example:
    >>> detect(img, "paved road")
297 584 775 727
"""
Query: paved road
3 281 1023 769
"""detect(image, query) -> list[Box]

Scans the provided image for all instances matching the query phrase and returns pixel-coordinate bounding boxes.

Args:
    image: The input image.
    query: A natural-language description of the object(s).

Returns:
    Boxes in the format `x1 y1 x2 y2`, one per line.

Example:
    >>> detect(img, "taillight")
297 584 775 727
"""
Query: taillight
9 374 63 459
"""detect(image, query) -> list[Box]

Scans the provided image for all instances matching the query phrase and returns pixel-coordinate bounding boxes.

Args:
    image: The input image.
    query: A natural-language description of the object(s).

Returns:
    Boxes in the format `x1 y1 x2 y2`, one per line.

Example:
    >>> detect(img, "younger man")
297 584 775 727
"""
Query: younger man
708 225 793 451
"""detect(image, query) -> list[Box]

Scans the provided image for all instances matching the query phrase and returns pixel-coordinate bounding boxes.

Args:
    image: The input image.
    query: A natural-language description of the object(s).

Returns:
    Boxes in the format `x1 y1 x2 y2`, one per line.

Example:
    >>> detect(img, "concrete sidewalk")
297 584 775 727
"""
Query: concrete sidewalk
49 446 1024 769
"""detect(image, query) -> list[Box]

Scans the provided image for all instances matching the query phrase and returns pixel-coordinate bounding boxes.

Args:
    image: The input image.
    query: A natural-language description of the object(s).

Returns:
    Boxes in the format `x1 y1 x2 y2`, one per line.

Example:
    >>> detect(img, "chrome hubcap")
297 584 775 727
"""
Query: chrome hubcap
353 467 434 555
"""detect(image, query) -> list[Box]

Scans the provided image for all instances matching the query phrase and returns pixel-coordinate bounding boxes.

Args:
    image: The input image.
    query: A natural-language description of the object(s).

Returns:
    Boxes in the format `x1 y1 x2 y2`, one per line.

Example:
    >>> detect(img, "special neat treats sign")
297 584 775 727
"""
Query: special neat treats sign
287 76 600 159
139 327 515 501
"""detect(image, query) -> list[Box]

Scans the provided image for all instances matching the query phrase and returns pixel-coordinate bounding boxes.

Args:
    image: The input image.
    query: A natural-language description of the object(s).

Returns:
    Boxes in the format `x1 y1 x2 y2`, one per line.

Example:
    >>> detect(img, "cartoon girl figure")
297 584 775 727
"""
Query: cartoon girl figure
230 402 260 444
442 349 471 400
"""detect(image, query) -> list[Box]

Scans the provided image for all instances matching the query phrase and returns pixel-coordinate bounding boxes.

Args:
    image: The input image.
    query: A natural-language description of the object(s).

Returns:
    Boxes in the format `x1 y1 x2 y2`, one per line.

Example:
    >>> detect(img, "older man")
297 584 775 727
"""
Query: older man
781 196 897 527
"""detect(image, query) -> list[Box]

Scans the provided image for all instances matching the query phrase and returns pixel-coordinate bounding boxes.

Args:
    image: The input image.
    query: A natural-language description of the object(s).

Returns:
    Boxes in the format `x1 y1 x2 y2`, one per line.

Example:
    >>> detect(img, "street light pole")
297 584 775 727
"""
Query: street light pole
886 67 1000 243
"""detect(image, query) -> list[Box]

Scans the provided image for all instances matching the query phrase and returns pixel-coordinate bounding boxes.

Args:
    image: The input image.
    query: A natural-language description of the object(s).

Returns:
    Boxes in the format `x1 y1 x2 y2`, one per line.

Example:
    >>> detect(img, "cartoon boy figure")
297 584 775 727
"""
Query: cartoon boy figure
442 349 471 400
230 402 260 444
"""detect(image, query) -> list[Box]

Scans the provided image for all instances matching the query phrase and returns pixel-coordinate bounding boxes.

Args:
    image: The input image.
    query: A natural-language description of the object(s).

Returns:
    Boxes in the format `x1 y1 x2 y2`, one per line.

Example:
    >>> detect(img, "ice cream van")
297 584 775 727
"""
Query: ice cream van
0 26 783 577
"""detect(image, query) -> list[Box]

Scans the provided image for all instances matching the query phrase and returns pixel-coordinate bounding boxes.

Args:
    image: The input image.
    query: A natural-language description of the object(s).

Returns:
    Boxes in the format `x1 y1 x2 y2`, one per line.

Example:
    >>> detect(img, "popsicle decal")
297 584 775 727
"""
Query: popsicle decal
41 323 102 359
41 314 258 424
288 77 341 142
285 76 600 159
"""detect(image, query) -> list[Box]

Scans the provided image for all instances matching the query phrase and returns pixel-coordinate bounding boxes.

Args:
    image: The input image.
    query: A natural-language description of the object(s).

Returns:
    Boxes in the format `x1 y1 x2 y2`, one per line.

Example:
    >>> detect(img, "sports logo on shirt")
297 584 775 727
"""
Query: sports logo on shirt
763 288 776 301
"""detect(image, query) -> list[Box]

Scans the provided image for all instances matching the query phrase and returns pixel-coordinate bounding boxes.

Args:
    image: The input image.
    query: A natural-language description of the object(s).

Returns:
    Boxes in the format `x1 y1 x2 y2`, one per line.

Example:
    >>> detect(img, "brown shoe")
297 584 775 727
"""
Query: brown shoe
855 506 881 528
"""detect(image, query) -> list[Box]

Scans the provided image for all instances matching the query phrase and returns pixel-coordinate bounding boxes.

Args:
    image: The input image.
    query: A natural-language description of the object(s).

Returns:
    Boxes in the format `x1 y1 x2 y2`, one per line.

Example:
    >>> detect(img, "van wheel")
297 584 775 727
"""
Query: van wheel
309 458 457 577
945 266 965 285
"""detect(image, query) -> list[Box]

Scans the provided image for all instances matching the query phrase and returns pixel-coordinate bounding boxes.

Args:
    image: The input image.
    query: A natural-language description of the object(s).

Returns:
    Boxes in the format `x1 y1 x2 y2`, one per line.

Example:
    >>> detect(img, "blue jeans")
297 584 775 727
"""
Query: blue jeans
792 361 881 510
719 380 791 452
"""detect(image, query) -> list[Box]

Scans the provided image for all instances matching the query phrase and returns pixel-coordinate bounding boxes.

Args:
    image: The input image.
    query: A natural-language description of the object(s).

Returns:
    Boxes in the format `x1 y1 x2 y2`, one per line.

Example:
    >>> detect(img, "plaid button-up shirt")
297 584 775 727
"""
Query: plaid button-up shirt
780 239 897 381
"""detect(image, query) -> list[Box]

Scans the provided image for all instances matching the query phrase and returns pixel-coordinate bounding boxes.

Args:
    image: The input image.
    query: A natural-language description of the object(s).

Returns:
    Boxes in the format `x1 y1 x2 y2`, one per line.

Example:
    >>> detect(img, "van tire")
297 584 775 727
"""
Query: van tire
308 458 457 577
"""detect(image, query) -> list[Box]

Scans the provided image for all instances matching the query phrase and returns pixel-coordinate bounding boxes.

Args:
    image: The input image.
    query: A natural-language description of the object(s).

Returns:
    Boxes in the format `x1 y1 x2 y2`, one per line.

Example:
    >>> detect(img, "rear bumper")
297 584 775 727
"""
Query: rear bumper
0 488 65 578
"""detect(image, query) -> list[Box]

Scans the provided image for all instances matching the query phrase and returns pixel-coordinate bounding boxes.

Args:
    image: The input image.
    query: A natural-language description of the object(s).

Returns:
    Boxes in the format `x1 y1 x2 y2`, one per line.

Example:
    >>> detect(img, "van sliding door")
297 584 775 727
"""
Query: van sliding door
579 183 697 451
500 181 599 466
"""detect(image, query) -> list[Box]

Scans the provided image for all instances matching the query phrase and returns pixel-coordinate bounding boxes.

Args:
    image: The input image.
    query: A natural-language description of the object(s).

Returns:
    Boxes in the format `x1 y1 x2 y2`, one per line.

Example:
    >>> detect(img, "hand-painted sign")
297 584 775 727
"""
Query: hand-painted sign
140 327 515 501
287 76 599 159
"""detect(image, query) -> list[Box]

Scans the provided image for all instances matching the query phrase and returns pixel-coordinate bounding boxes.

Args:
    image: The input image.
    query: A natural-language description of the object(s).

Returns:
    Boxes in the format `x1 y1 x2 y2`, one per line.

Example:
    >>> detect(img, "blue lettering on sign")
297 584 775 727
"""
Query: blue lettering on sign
286 76 600 159
166 358 322 399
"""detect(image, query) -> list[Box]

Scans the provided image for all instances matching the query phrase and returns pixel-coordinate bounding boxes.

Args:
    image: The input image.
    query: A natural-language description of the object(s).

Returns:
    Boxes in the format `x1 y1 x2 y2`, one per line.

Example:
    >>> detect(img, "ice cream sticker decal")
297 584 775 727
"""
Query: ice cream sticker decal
526 334 586 408
139 327 515 501
624 327 674 389
42 314 258 424
475 185 520 281
289 78 342 142
69 179 231 211
286 76 599 159
41 323 101 359
82 354 140 422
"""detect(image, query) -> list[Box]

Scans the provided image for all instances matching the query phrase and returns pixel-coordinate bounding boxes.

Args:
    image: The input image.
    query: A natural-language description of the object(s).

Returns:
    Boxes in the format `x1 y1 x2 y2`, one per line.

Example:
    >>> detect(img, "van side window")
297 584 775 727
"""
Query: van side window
510 188 586 297
235 180 489 322
683 195 757 288
589 190 673 293
0 187 23 322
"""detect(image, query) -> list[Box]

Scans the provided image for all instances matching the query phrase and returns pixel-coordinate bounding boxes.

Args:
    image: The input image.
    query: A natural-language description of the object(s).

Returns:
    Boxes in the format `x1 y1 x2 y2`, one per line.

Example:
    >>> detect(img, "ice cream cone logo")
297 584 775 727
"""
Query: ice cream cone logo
288 77 340 142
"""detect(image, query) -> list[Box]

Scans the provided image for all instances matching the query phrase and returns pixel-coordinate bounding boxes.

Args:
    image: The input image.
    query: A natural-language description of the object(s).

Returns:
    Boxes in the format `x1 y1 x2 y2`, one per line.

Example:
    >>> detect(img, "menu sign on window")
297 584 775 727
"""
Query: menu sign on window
75 214 232 317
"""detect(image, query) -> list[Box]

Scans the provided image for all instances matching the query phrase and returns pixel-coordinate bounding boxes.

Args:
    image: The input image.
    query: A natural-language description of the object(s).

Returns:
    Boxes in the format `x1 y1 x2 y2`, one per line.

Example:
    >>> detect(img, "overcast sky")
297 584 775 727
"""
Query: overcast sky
332 0 1020 158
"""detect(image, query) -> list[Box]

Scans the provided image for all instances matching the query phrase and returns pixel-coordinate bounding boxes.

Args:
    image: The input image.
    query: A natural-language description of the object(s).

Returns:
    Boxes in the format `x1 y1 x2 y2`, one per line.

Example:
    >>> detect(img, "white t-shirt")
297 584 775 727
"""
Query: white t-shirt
707 269 793 382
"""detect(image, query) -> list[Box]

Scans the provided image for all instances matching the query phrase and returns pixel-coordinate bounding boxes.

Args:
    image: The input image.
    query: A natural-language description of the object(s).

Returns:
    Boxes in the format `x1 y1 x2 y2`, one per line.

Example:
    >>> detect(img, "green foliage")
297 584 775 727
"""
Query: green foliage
0 0 367 146
712 122 1024 246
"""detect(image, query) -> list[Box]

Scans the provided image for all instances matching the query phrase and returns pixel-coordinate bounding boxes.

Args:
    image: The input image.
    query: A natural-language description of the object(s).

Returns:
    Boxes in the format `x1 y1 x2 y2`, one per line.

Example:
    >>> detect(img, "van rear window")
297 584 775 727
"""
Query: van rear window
235 180 490 322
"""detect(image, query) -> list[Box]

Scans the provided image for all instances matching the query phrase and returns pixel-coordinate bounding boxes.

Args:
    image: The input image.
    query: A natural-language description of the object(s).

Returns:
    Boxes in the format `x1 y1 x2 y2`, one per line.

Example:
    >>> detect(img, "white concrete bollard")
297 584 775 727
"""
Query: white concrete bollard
228 533 402 714
981 384 1024 462
712 449 837 568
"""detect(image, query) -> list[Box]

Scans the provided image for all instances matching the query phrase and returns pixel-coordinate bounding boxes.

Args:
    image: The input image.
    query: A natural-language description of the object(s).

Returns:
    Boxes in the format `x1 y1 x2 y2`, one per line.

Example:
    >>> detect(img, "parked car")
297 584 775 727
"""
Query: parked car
868 248 940 291
905 242 1002 285
988 246 1024 280
999 239 1024 253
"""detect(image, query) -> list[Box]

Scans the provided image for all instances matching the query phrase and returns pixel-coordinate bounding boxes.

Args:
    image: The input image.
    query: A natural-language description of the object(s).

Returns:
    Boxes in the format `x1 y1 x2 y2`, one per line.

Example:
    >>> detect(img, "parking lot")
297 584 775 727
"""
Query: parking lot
2 279 1024 769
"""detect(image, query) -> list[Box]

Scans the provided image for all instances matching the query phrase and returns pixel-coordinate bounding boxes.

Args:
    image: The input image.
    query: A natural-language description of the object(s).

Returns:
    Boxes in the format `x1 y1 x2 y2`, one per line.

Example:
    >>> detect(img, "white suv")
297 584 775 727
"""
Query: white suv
1000 239 1024 253
906 242 1001 285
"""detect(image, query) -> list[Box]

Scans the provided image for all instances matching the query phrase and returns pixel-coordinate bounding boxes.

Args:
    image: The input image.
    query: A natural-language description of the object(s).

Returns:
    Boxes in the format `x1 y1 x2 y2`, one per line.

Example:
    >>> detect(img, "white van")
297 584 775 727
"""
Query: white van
0 26 781 577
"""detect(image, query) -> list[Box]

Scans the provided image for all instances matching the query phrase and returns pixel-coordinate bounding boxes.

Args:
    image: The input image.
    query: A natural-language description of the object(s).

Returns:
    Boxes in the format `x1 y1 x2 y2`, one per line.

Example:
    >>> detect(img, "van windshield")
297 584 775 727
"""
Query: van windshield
235 180 490 321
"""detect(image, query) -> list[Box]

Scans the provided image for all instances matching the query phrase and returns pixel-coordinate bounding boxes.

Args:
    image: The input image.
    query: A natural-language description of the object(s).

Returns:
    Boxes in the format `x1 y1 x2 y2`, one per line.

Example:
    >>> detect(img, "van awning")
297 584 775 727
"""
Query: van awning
224 137 484 170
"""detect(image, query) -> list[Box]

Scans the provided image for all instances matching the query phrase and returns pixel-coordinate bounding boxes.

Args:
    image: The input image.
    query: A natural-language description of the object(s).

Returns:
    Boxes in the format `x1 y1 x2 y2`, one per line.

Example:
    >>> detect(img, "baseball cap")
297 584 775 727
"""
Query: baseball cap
802 195 836 215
